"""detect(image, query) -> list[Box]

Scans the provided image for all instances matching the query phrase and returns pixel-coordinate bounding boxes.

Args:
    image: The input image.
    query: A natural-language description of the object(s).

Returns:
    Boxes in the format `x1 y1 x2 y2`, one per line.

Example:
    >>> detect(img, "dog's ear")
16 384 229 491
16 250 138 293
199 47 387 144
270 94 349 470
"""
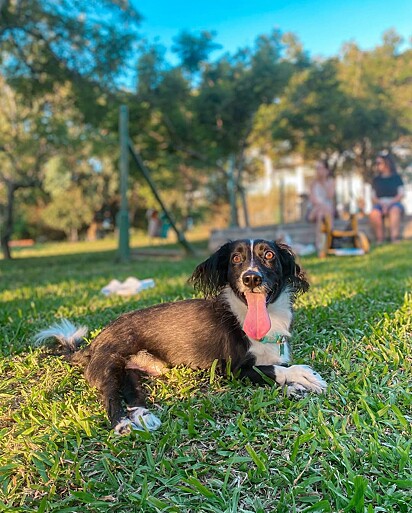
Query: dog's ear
189 242 232 298
275 242 309 295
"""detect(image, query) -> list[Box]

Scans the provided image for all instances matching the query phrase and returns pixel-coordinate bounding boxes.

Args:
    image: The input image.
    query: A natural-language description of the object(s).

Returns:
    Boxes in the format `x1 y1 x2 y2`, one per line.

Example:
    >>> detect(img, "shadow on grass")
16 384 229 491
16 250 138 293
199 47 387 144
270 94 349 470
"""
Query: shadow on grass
0 245 204 286
0 244 206 356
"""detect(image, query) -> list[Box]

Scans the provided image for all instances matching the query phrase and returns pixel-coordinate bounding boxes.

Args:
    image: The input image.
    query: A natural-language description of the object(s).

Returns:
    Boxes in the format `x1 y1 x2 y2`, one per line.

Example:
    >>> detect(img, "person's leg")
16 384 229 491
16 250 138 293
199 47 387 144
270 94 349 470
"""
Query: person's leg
388 205 402 242
369 207 384 243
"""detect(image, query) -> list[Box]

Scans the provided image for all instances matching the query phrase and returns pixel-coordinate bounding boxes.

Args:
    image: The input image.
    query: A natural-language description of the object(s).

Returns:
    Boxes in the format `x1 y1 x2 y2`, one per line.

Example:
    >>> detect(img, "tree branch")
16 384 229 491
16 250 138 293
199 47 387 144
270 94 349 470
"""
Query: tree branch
173 144 228 176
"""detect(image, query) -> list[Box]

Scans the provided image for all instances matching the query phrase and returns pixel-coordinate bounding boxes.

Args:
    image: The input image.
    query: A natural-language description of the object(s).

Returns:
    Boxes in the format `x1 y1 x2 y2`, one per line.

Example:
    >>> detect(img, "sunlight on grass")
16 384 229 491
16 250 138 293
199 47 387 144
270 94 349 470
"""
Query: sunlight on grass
0 240 411 512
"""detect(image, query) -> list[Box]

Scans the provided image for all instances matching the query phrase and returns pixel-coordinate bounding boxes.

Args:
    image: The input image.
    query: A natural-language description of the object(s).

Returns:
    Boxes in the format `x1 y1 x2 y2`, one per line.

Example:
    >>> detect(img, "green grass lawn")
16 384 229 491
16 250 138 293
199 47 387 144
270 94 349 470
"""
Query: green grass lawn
0 239 411 512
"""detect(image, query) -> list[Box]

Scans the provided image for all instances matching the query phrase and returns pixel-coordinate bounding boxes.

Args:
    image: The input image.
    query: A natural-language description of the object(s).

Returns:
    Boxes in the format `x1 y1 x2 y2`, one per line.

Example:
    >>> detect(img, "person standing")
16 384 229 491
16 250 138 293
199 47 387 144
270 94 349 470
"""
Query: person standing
146 209 162 239
369 153 405 244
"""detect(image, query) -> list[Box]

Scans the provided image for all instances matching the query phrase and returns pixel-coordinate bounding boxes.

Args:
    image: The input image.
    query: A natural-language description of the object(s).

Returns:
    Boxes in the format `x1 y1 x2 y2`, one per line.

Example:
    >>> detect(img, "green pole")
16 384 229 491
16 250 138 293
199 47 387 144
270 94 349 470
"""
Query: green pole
117 105 130 262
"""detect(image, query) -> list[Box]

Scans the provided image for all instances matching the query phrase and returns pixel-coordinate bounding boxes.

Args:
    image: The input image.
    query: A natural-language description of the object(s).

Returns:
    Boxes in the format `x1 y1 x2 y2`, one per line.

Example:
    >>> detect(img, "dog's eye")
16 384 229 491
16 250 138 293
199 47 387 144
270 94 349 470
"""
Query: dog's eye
232 254 242 264
264 251 275 261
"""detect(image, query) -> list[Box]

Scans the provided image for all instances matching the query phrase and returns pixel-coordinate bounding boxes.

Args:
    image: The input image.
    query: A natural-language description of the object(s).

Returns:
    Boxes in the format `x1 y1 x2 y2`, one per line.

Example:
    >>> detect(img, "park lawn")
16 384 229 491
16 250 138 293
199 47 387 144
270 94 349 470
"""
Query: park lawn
0 239 411 513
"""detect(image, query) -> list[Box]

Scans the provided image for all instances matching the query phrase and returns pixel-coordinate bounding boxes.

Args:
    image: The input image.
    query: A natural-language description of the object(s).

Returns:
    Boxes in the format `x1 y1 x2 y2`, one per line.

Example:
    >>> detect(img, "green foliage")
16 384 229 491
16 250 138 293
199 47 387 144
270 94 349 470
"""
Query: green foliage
130 28 302 218
337 33 412 176
1 10 411 252
0 0 141 122
192 29 295 156
41 188 95 238
0 76 120 255
251 31 412 176
272 59 352 156
172 30 222 73
40 148 121 238
43 157 73 195
0 239 411 511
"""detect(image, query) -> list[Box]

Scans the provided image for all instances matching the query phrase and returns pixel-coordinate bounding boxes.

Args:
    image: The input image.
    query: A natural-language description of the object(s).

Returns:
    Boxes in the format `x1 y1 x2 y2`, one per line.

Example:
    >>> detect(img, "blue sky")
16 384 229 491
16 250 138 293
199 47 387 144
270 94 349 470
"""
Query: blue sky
132 0 411 60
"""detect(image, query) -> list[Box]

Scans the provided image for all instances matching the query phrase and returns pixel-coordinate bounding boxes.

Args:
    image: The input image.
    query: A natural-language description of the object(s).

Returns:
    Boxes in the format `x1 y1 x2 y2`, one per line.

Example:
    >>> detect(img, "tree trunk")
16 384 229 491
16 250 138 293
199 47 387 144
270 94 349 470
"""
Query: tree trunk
69 227 79 242
236 163 250 228
227 155 239 227
1 182 15 260
238 186 250 227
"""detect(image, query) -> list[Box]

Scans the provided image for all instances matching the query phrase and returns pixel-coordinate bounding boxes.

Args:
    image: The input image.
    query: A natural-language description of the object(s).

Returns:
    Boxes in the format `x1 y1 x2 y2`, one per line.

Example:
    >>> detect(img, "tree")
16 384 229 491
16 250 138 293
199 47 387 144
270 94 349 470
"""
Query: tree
262 34 412 178
39 150 118 241
41 188 95 241
263 60 355 166
0 77 115 257
338 32 412 177
131 29 300 227
0 78 65 258
0 0 141 123
171 30 222 74
0 0 142 257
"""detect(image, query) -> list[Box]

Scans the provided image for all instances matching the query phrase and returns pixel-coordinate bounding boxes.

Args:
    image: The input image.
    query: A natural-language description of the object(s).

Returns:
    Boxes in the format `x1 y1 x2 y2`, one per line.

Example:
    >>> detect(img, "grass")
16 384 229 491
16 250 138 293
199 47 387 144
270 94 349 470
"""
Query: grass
0 237 411 512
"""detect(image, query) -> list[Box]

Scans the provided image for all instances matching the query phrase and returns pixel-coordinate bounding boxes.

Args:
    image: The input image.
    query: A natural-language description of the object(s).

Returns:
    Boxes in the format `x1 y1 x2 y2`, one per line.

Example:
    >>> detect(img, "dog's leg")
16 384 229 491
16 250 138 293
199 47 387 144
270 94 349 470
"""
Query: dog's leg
238 365 278 384
126 351 168 376
239 364 327 395
85 353 133 435
122 369 162 432
98 373 130 434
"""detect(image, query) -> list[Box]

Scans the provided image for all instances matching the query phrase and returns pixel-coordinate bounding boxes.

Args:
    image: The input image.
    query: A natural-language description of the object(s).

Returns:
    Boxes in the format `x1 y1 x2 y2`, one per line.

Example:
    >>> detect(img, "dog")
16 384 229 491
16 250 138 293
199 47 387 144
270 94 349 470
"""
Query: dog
36 239 327 434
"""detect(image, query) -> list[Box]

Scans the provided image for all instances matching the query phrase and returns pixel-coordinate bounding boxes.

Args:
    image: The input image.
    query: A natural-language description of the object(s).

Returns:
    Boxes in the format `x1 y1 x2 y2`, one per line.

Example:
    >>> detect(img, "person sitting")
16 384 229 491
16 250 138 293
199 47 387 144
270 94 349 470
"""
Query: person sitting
369 153 405 244
306 160 335 256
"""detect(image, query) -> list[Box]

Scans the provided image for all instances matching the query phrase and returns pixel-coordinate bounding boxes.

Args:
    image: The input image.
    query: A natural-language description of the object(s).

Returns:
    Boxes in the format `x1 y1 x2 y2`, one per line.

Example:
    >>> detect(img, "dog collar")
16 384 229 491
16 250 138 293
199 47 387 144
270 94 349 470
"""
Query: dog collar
259 334 288 355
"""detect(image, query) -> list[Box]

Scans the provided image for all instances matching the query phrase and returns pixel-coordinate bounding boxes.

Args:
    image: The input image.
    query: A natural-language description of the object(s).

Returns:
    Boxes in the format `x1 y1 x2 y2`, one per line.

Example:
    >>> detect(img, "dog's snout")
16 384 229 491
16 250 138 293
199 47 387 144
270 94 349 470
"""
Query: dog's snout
242 271 263 289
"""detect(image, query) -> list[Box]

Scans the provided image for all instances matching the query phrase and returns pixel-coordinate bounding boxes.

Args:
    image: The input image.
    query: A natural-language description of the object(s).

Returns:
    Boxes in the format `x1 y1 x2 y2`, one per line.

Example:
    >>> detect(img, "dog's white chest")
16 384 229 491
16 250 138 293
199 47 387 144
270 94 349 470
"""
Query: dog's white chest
222 287 292 365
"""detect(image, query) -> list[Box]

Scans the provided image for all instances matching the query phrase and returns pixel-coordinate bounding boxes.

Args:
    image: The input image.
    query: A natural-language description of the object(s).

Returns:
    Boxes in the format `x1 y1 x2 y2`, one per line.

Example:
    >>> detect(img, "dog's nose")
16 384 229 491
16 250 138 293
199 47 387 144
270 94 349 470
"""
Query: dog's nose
242 271 263 289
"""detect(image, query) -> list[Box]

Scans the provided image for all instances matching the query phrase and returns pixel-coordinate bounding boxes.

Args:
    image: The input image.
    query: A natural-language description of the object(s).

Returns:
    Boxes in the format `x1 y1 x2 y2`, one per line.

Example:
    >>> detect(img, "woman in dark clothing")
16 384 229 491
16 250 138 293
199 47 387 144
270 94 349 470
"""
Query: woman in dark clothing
369 153 405 243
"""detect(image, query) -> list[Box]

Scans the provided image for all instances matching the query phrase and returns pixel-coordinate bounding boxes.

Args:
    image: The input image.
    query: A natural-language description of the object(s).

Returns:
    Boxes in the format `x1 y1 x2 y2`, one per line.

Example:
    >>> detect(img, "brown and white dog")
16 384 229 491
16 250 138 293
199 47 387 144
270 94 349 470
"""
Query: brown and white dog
36 239 327 434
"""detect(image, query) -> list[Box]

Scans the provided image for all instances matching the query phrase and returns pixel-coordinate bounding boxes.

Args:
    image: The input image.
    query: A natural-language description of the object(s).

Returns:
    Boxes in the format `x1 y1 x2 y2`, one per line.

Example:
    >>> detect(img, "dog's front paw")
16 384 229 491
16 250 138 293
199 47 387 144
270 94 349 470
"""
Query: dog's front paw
128 407 162 432
275 364 327 395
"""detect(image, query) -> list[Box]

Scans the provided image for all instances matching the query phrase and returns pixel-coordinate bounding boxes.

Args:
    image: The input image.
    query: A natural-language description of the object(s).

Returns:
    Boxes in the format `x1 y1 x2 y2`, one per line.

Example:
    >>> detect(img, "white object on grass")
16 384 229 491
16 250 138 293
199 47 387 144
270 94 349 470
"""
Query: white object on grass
101 277 155 296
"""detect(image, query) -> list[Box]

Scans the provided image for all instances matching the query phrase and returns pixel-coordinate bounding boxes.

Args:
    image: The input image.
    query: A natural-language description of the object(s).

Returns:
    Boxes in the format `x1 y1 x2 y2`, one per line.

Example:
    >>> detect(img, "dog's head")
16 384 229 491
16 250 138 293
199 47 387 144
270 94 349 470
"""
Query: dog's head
190 239 309 339
190 239 308 299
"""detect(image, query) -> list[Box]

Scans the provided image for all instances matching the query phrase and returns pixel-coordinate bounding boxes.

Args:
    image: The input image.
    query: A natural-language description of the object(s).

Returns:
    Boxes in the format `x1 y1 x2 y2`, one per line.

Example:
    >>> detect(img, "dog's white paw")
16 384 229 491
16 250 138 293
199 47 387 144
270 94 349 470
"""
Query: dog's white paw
128 407 162 431
114 409 162 435
114 417 134 435
275 364 327 395
286 382 314 398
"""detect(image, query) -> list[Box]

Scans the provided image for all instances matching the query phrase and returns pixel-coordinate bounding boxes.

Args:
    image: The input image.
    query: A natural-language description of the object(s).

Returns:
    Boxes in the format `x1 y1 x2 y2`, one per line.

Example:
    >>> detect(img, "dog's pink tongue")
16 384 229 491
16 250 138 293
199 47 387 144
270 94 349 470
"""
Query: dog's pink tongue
243 292 271 340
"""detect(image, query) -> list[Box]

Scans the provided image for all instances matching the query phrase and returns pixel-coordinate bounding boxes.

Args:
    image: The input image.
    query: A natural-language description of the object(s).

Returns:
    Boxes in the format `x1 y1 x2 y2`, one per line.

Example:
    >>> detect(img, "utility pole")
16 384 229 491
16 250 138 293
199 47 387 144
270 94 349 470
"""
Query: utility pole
117 105 130 262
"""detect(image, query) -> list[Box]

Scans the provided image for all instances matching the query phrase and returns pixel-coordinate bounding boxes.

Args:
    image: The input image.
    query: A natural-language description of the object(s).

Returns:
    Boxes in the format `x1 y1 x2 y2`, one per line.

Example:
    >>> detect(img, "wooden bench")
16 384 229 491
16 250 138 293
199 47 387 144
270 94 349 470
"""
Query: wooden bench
9 239 35 248
208 215 412 252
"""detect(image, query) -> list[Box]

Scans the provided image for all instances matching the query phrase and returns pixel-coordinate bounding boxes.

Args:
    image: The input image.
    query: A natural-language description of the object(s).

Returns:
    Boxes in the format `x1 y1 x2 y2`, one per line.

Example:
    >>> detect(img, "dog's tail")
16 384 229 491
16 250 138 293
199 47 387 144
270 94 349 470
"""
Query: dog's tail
34 318 90 367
